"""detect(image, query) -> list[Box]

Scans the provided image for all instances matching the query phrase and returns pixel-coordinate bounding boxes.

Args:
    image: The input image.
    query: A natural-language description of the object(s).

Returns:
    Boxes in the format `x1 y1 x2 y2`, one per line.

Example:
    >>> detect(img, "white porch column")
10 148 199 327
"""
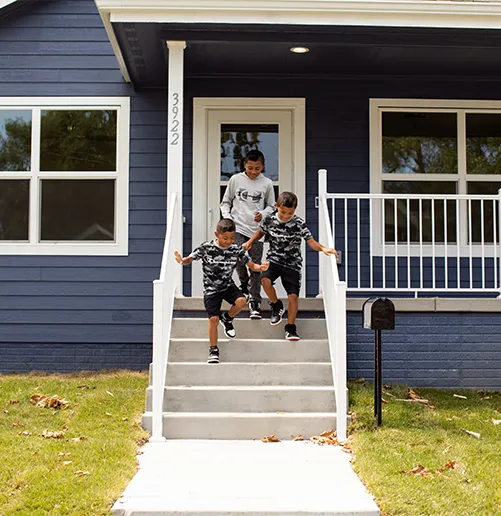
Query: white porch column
166 40 186 295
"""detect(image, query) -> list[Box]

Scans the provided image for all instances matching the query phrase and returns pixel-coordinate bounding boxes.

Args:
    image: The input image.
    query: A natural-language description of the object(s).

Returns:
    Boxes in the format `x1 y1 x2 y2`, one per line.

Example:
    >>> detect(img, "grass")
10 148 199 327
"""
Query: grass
349 381 501 516
0 370 149 516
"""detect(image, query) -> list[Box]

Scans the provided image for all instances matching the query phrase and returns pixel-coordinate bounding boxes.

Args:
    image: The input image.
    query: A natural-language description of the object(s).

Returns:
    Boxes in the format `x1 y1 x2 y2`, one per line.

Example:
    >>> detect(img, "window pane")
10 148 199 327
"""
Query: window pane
40 110 117 171
221 124 278 181
41 179 115 241
383 181 457 243
0 180 29 240
382 112 457 175
466 114 501 175
0 110 32 171
467 182 501 243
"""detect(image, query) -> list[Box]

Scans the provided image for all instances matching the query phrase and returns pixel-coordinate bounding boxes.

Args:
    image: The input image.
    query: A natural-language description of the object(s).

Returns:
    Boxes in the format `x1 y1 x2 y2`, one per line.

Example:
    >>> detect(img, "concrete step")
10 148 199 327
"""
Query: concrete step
145 385 336 412
142 412 340 439
168 338 330 362
171 317 328 339
165 362 333 386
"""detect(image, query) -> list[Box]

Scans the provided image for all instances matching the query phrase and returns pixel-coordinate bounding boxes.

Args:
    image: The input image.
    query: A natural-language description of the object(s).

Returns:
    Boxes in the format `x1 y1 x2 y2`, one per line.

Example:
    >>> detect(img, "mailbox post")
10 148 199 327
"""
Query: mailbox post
362 298 395 426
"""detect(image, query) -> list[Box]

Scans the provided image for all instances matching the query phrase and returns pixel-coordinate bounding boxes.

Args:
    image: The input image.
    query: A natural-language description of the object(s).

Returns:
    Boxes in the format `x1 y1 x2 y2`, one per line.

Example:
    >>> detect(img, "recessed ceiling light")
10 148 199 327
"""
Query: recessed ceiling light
290 46 309 54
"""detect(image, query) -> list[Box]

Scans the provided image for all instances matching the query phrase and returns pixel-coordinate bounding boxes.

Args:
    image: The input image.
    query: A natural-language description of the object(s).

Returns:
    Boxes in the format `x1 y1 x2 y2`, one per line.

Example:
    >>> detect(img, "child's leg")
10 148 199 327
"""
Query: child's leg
287 294 299 325
208 316 219 347
262 277 279 303
247 240 264 305
234 233 250 290
228 296 246 318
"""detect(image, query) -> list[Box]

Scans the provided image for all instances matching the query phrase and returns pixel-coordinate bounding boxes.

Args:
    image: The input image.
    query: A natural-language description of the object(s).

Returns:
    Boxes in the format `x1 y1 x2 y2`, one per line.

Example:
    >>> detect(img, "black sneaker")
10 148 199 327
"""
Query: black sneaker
240 281 249 301
285 324 300 341
269 300 284 326
220 312 236 338
249 301 262 320
207 346 220 364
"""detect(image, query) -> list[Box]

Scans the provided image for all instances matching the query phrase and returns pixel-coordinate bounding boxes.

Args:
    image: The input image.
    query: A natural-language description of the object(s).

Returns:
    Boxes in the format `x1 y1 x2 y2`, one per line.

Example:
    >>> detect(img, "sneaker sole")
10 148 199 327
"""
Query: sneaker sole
219 319 236 339
207 358 220 364
286 335 301 341
249 313 262 320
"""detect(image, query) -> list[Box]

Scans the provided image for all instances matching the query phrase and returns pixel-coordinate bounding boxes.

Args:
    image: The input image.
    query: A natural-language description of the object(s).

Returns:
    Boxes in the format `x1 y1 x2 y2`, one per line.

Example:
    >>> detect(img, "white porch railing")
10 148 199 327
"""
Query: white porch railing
318 170 348 443
319 173 501 296
150 192 182 442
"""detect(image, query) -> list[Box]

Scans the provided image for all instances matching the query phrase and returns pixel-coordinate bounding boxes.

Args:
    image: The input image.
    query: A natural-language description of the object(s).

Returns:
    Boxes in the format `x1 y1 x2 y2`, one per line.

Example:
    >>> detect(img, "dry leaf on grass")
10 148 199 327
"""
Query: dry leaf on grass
426 404 436 409
73 470 90 476
2 409 8 414
63 461 73 466
106 391 115 397
342 436 354 453
462 429 481 439
7 400 19 405
30 393 70 410
41 429 65 439
402 465 433 478
77 385 89 390
496 405 501 413
58 452 71 457
384 384 393 390
408 388 424 400
11 422 24 428
443 460 460 470
105 412 112 417
71 436 88 442
310 430 339 446
291 435 304 441
18 431 32 436
453 394 467 400
435 470 452 480
382 398 388 405
442 445 452 455
481 396 491 400
122 417 128 422
261 434 280 443
490 419 501 425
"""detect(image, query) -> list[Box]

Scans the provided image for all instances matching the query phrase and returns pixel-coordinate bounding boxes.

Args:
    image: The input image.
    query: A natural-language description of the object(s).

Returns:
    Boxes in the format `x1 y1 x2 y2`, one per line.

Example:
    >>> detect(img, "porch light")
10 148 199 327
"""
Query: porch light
290 46 309 54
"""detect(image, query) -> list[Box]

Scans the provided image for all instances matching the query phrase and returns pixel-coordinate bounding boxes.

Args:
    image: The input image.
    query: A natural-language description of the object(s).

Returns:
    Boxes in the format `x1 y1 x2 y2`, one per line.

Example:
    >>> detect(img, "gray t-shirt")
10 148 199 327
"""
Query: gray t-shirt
220 172 275 238
189 240 251 295
260 212 313 272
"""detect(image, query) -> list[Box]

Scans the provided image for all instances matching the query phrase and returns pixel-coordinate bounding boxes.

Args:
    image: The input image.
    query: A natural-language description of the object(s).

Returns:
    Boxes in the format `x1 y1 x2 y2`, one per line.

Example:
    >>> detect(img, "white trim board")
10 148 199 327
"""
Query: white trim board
96 0 501 29
0 0 18 9
0 96 130 256
192 97 306 297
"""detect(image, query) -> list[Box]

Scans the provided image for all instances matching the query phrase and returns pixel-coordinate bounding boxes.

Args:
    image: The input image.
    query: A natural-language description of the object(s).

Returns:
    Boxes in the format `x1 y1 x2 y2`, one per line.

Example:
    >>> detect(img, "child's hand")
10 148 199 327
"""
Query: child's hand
254 211 262 222
242 240 253 251
174 250 183 264
323 248 338 257
260 260 270 272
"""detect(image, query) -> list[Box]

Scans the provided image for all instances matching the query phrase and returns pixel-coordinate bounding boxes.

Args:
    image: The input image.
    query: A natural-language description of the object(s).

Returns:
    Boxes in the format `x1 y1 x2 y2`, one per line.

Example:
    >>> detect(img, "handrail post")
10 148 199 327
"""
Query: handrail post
498 189 501 298
336 281 347 442
318 169 328 296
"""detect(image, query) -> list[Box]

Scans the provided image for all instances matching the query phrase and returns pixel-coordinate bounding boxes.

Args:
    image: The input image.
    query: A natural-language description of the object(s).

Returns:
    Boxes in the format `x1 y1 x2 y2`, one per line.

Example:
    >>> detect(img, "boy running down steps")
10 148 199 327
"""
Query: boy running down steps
220 150 275 320
243 191 337 341
174 218 269 364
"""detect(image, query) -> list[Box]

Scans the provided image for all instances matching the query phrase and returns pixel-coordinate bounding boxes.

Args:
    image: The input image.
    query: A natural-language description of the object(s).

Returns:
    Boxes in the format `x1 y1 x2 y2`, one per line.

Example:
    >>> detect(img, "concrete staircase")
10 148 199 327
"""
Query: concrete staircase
142 299 343 440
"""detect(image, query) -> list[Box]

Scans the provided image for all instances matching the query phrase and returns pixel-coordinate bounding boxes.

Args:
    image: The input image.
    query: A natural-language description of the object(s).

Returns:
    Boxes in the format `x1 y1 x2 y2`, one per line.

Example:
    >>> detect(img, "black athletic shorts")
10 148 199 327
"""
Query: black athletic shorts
204 284 245 318
261 261 301 296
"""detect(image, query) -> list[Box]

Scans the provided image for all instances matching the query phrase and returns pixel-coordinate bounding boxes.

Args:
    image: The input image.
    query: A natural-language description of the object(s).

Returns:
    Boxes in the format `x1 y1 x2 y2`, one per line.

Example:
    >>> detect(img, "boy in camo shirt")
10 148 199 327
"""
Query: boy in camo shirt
175 218 269 363
243 192 337 341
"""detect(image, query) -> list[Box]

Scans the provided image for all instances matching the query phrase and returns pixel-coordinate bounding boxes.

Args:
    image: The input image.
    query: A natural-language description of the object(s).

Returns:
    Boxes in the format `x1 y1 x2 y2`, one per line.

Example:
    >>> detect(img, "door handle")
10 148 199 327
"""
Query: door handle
208 208 213 229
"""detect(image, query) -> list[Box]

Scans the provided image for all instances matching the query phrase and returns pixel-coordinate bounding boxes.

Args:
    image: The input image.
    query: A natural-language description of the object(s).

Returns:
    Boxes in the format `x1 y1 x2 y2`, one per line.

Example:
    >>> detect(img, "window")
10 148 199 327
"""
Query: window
0 98 129 255
371 99 501 253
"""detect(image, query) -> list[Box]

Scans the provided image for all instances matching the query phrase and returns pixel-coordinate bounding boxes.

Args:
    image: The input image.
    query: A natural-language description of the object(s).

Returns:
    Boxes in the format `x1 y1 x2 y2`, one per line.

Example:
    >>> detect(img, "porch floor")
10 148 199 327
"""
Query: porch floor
112 440 380 516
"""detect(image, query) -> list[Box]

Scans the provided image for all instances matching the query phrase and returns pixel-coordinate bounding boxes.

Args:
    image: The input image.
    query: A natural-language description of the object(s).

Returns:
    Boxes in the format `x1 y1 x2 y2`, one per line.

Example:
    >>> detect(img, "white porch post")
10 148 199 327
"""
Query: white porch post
166 41 186 295
318 169 328 296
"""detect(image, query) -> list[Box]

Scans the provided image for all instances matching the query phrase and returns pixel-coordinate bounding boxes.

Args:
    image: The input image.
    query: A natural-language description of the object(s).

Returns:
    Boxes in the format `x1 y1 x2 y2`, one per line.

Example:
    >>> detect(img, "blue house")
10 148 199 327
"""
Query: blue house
1 0 501 400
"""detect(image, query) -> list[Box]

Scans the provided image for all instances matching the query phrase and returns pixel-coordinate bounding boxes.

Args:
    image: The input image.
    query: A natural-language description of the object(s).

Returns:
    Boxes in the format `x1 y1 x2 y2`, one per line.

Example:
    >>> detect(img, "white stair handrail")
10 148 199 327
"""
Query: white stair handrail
150 192 181 442
318 169 347 443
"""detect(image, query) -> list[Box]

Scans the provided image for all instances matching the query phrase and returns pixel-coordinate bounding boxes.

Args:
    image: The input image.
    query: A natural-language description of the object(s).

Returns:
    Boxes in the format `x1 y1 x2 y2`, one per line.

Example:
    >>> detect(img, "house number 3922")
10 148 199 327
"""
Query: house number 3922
170 92 180 145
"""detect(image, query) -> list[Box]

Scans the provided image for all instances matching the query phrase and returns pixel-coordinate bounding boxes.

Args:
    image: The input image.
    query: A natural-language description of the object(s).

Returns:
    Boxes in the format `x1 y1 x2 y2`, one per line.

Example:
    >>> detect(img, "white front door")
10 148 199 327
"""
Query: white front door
192 98 306 297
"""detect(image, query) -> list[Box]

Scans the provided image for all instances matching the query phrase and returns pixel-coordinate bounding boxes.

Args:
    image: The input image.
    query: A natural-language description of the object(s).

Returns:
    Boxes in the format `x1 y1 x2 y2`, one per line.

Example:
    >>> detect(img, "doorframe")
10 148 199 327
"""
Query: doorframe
192 97 306 297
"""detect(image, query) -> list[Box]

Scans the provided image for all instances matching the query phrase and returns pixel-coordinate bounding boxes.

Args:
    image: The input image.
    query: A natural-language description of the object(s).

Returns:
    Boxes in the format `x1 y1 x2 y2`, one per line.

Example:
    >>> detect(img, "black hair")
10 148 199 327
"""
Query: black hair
244 150 265 164
276 191 298 209
216 218 236 234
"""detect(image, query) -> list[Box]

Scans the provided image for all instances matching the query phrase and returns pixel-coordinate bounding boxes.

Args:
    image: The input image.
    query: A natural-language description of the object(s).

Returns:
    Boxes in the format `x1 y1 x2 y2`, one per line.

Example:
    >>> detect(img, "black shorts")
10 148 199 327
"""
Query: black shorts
261 262 301 296
204 284 245 318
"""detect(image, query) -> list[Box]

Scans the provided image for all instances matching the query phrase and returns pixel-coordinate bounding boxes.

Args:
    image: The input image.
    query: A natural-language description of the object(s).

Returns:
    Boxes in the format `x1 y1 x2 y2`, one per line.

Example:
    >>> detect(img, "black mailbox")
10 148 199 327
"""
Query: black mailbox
362 298 395 330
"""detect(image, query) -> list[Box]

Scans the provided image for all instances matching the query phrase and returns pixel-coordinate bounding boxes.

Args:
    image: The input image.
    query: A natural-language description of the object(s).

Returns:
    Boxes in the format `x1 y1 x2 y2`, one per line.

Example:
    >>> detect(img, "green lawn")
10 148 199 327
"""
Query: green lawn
349 381 501 516
0 371 149 516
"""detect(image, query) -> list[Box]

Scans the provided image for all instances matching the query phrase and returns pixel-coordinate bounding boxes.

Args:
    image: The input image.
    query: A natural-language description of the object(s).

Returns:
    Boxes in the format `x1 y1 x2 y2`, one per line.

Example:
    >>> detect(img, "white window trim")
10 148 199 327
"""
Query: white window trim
369 98 501 257
0 96 130 256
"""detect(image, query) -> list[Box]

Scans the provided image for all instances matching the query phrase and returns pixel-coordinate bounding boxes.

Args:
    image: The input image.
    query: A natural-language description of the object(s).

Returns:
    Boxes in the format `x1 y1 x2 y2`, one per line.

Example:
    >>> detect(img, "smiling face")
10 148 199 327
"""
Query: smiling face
276 204 296 223
215 230 236 248
243 159 264 180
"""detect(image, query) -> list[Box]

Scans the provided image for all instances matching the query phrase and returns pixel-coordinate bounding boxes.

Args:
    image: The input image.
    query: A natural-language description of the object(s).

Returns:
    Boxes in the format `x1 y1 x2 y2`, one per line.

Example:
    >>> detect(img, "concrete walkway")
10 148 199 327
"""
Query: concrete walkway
112 440 380 516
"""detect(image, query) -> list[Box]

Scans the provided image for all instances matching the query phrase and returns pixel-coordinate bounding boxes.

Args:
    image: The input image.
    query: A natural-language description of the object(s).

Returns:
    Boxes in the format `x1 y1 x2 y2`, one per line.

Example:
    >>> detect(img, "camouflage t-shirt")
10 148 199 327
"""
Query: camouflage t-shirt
189 240 251 295
260 213 312 271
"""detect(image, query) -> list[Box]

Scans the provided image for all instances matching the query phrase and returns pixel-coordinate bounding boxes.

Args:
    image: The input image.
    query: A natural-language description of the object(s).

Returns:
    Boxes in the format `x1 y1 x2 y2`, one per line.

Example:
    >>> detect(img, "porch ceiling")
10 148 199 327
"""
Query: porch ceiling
112 22 501 88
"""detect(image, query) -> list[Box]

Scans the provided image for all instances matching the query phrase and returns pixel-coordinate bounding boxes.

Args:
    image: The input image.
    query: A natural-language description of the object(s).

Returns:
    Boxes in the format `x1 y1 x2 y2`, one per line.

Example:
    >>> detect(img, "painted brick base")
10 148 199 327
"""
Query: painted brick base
0 343 152 374
348 312 501 389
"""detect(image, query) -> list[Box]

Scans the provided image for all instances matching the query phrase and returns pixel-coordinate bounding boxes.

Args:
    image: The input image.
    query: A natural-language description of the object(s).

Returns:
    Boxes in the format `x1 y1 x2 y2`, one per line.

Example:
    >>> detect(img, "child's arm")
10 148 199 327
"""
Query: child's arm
242 228 265 250
254 182 275 222
220 177 235 219
248 260 270 273
307 238 338 257
174 250 193 265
